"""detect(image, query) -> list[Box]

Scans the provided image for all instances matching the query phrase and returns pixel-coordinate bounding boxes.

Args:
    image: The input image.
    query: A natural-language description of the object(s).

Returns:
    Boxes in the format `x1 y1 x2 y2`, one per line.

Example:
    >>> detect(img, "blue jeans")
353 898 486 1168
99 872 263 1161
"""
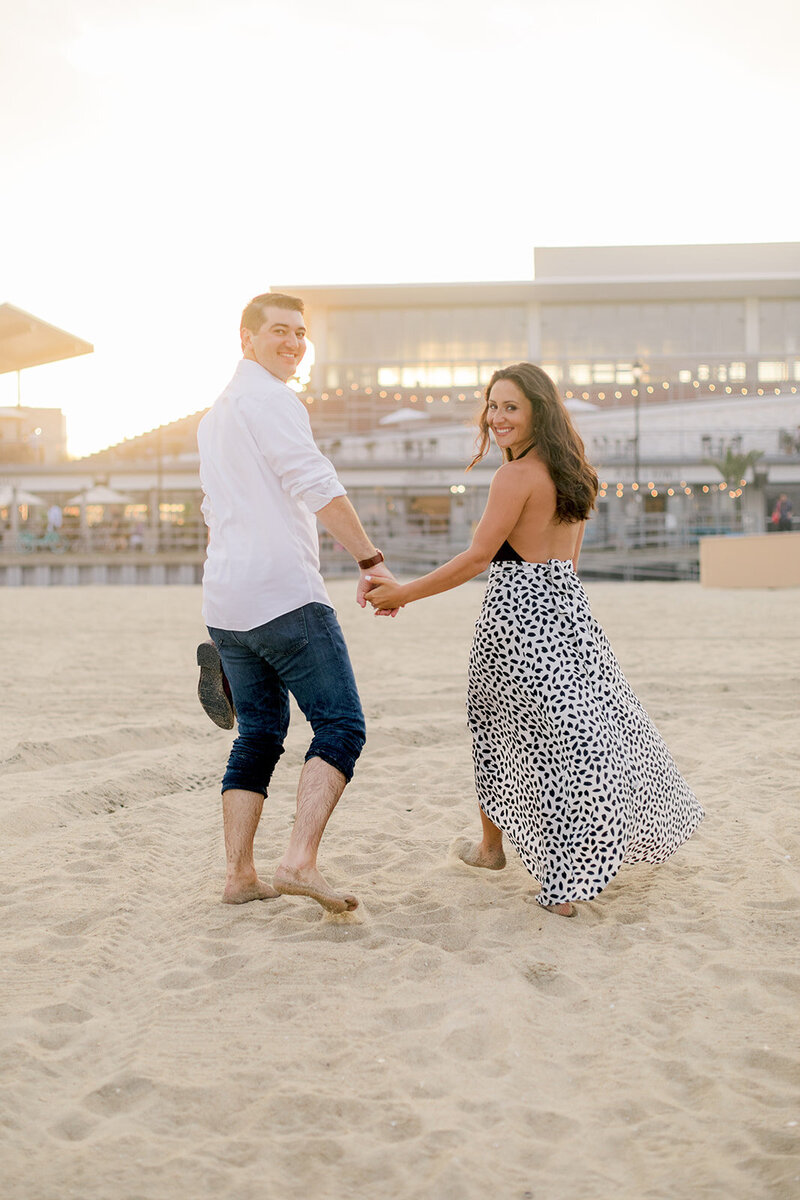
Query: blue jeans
207 603 366 796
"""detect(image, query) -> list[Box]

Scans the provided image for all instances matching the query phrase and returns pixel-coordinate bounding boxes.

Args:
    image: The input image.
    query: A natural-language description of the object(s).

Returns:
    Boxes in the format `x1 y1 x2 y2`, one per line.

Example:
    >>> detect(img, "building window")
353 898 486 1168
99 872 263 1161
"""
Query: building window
729 362 747 380
593 363 616 383
678 369 692 383
758 361 787 382
453 365 479 385
378 367 400 386
569 364 592 385
697 364 710 380
541 364 561 383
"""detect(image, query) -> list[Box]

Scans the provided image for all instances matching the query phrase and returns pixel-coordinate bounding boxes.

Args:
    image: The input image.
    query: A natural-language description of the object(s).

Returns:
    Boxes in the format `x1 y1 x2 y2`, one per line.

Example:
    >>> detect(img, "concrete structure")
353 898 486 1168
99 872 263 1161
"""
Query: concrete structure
700 531 800 588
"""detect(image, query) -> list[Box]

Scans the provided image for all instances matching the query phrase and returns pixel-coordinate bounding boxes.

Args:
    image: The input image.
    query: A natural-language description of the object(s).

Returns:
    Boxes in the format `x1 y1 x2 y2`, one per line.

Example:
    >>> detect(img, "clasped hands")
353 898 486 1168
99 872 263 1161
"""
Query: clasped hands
355 563 406 617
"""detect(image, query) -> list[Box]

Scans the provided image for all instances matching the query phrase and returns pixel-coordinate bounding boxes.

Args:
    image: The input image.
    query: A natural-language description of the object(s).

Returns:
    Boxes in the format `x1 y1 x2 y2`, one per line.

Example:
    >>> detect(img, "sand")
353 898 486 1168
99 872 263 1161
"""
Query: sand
0 579 798 1200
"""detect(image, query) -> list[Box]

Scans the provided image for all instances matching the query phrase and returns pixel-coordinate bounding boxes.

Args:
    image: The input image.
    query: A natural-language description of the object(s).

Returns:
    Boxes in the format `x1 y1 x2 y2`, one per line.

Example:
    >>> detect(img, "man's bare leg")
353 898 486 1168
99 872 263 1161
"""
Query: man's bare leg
455 807 507 870
272 756 358 913
221 789 279 903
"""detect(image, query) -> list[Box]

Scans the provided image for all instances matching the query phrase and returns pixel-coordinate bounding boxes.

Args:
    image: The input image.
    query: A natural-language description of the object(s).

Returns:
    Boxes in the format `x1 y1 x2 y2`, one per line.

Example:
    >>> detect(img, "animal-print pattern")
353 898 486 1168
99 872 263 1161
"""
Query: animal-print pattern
467 559 704 907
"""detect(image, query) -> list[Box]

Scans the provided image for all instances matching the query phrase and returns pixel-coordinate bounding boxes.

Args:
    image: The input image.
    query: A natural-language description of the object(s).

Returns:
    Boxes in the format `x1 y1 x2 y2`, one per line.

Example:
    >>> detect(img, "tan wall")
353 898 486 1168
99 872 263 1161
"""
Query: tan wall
700 532 800 588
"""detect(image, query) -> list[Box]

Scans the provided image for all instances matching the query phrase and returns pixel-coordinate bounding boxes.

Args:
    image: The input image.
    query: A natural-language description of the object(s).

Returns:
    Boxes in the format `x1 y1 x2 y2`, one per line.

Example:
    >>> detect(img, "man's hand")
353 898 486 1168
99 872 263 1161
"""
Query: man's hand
357 562 400 617
364 576 407 613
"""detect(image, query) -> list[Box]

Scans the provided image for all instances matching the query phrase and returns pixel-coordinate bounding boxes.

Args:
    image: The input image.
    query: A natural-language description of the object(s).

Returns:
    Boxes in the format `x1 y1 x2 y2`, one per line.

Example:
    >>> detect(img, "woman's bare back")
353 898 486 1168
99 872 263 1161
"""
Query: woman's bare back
502 452 584 563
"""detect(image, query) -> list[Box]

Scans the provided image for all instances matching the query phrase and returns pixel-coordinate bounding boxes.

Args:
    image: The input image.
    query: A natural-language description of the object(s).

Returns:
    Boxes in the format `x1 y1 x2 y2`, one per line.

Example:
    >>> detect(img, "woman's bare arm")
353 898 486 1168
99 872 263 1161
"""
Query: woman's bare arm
366 463 543 608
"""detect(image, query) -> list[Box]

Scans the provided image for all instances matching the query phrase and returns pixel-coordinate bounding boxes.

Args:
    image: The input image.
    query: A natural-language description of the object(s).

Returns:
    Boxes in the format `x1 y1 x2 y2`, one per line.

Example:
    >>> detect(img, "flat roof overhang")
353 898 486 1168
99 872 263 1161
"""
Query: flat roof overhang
0 304 94 374
274 275 800 310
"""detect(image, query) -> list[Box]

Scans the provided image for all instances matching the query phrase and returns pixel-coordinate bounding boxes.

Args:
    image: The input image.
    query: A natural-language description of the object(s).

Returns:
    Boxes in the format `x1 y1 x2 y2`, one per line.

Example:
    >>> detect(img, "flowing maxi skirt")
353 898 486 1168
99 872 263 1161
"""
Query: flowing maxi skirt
466 559 704 907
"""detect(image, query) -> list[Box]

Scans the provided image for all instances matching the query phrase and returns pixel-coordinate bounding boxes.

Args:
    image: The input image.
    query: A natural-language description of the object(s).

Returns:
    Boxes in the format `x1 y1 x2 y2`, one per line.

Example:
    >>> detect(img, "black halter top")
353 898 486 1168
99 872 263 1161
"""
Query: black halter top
493 539 524 563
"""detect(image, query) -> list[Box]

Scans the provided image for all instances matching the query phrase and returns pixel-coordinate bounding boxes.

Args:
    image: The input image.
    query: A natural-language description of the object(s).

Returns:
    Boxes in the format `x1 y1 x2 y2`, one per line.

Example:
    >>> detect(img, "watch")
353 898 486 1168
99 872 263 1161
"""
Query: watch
357 549 384 570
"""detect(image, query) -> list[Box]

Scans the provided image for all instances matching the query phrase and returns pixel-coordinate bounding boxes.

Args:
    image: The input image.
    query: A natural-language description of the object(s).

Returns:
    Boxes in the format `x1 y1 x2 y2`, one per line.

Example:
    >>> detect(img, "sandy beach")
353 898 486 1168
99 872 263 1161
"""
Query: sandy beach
1 578 798 1200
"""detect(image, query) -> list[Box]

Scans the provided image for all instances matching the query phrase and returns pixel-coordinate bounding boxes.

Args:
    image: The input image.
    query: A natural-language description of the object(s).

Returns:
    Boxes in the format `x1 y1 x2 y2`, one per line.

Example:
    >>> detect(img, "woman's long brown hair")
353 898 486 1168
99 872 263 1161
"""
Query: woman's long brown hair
467 363 598 523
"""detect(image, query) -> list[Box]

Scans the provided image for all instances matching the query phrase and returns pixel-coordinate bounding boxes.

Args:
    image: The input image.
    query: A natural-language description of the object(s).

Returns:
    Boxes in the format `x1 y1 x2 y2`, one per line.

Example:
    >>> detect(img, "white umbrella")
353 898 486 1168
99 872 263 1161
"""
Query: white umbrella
378 408 431 426
66 484 134 505
0 486 47 507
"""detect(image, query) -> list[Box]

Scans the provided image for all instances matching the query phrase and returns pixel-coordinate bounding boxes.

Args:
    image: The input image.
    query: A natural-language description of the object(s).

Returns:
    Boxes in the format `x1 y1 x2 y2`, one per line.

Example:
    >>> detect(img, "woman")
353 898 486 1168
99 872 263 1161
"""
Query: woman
366 364 704 917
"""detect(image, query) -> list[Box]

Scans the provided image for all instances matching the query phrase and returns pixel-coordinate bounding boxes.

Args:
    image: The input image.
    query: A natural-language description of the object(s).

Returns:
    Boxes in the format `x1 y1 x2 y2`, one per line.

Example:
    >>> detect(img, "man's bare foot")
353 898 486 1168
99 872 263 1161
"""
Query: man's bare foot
542 901 575 917
222 874 280 904
454 836 506 870
272 865 358 913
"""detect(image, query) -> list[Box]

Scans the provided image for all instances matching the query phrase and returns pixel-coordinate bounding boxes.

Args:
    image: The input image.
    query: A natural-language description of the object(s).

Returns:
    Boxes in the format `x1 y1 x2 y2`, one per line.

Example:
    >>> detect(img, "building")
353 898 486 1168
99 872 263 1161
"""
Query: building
276 243 800 569
1 245 798 582
0 405 68 464
277 242 800 426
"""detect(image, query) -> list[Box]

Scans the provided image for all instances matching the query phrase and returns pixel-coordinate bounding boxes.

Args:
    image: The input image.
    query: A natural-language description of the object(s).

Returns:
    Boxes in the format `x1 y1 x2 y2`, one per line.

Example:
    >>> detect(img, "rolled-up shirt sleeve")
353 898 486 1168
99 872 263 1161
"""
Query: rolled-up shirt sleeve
241 391 346 513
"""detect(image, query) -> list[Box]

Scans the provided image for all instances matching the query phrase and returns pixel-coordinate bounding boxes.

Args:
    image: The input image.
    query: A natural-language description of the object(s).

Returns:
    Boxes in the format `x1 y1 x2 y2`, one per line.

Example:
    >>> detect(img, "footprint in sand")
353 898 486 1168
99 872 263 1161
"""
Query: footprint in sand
32 1003 92 1025
50 1110 98 1142
84 1074 154 1116
158 969 201 990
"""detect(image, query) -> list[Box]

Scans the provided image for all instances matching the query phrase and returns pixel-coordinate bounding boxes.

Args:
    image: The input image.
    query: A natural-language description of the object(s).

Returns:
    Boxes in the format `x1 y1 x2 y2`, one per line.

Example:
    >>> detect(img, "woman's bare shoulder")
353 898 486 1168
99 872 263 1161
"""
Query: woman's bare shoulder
500 454 554 489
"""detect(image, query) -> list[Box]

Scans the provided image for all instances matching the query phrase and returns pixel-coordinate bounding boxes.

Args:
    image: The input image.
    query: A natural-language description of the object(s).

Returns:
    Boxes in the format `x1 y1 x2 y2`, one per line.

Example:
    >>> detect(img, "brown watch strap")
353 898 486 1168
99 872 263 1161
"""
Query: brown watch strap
357 549 384 570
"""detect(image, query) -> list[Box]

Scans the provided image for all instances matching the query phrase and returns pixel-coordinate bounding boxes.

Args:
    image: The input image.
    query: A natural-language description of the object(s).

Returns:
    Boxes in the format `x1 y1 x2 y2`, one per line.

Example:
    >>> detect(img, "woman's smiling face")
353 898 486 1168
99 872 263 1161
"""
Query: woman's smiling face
486 379 534 457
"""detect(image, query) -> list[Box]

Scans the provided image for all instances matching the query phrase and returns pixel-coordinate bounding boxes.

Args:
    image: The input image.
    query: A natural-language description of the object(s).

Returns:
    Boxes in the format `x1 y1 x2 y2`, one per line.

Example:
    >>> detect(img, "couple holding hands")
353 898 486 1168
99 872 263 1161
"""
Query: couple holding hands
196 292 703 919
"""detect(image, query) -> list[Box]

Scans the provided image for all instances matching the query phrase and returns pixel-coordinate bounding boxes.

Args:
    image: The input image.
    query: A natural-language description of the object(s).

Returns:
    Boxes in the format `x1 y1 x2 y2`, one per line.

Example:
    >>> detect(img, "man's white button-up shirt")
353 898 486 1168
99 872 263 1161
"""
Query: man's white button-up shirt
198 359 346 631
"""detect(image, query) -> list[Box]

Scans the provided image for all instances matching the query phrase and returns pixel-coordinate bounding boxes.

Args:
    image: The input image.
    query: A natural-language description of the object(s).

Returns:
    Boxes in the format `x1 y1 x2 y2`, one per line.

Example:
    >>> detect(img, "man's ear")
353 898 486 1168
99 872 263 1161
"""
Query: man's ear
240 326 251 355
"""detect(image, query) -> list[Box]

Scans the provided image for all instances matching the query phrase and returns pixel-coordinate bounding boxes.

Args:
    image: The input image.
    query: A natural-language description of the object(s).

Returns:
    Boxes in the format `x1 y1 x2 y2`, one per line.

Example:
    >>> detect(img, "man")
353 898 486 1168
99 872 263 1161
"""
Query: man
197 293 396 913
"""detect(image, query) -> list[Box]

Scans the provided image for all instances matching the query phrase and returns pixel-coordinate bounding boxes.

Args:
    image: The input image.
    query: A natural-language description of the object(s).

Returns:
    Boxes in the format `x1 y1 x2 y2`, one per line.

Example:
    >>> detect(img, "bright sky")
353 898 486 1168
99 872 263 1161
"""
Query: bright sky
2 0 798 456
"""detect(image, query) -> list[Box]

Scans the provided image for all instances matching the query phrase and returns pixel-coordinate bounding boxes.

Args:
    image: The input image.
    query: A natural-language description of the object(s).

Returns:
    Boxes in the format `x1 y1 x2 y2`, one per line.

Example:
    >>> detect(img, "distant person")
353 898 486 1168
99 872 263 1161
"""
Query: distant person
46 503 62 533
366 363 704 916
771 494 793 532
129 520 145 551
197 292 398 914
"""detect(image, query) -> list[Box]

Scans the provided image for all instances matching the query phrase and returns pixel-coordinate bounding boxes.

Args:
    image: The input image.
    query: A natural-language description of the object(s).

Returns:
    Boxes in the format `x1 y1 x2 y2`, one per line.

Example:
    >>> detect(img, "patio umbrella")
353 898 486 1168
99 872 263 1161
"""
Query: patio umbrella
0 486 47 507
66 484 134 505
378 408 431 425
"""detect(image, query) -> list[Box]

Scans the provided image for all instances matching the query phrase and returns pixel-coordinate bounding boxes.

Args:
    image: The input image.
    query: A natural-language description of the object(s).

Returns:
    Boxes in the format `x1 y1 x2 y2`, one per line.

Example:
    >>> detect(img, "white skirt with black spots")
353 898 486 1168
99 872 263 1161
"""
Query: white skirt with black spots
467 559 704 907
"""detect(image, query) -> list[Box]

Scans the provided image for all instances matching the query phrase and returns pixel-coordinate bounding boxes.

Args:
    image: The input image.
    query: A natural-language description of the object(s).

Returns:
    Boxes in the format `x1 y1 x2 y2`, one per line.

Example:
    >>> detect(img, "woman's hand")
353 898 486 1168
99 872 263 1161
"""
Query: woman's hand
365 576 407 612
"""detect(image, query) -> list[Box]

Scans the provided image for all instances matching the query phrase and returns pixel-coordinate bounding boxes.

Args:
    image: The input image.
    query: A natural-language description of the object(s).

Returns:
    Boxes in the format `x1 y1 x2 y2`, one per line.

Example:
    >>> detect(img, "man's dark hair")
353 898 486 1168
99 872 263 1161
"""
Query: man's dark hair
240 292 304 334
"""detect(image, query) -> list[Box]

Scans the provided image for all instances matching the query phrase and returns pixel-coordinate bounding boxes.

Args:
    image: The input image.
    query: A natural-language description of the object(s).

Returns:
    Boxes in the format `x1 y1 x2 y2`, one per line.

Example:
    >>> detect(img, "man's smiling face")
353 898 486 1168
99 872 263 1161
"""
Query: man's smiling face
241 306 307 382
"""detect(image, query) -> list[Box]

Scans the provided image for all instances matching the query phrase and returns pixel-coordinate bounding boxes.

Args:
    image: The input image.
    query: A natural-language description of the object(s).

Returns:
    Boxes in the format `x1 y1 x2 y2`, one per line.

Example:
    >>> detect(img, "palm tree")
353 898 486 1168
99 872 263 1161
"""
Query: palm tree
703 446 764 527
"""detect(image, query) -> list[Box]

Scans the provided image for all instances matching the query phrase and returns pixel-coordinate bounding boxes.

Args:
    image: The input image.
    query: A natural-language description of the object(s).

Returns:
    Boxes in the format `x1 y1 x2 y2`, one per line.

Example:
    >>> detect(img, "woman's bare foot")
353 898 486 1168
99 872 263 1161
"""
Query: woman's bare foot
454 836 506 870
272 865 358 913
222 873 280 903
542 901 575 917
